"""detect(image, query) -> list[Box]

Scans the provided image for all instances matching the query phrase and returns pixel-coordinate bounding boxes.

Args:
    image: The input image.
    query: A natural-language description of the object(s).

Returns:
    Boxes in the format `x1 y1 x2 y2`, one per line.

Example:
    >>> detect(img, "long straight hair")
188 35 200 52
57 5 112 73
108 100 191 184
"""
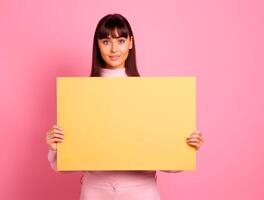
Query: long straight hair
90 13 140 77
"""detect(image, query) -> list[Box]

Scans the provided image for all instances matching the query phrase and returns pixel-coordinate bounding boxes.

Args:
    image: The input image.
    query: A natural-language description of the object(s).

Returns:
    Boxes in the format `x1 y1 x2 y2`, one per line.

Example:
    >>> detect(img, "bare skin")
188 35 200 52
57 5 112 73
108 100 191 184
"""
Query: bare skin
97 28 133 70
46 125 64 151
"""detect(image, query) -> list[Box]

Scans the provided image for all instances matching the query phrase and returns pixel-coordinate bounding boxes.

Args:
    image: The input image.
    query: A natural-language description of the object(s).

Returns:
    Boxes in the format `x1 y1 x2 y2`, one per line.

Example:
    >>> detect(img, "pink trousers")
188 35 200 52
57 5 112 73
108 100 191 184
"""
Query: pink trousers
79 171 161 200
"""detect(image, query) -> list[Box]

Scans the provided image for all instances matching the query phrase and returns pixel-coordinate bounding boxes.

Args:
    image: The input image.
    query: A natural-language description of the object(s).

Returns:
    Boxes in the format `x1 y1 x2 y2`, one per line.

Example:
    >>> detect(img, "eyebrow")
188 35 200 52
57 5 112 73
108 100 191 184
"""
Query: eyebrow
103 36 126 39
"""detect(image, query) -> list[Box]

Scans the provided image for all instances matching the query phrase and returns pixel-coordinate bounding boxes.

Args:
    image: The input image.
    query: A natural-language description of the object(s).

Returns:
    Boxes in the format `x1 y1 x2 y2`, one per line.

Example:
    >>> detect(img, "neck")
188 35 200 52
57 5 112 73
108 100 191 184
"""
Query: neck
104 65 125 70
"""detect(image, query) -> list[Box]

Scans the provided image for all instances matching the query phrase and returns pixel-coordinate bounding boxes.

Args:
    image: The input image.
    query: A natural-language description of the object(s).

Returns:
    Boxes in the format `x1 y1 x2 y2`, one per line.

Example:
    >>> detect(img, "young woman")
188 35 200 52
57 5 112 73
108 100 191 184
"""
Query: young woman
46 13 204 200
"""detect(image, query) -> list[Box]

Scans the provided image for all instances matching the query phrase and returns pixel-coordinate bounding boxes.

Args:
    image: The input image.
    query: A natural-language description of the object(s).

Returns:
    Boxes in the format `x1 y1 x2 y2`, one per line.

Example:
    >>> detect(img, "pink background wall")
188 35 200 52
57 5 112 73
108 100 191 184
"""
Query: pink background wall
1 0 263 199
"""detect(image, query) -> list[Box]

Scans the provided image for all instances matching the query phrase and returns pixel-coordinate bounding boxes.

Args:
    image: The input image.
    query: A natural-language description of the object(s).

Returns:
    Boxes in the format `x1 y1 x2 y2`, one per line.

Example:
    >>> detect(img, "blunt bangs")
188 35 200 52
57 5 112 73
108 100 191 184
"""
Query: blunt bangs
98 18 130 39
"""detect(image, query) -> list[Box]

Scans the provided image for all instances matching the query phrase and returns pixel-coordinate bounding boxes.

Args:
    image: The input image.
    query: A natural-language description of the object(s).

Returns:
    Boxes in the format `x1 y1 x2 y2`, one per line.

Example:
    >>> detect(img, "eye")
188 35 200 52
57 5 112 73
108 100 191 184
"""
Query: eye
102 40 109 45
118 39 126 44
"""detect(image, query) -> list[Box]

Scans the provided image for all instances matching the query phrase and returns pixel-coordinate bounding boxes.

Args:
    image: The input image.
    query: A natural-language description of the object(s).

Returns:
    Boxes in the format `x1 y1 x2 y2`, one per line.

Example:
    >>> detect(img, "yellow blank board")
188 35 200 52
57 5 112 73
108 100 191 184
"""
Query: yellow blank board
57 77 196 171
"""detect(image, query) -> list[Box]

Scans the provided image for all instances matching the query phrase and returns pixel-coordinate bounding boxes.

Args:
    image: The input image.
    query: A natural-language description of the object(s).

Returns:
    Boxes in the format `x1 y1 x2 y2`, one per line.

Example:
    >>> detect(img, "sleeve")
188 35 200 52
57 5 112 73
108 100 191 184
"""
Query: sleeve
47 149 84 174
158 170 184 173
48 149 59 172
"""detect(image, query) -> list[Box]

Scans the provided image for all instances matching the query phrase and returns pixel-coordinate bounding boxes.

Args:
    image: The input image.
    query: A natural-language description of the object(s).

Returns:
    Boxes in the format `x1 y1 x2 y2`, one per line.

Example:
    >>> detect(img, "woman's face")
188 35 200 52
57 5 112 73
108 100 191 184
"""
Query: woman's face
98 28 133 69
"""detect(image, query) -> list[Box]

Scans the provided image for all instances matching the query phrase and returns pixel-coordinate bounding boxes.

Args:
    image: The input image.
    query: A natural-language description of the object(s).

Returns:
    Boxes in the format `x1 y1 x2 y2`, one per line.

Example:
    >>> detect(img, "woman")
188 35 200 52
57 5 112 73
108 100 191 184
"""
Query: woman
46 13 204 200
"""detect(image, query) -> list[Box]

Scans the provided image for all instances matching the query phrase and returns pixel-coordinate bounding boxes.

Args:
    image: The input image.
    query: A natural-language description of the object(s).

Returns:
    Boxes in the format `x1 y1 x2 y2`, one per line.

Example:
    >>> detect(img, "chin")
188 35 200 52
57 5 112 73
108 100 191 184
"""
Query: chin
108 62 122 67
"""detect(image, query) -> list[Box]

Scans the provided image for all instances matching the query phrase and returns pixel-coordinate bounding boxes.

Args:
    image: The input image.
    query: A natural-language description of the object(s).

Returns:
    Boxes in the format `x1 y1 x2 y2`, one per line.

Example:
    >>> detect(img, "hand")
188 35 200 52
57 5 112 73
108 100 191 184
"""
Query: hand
186 130 203 150
46 125 64 151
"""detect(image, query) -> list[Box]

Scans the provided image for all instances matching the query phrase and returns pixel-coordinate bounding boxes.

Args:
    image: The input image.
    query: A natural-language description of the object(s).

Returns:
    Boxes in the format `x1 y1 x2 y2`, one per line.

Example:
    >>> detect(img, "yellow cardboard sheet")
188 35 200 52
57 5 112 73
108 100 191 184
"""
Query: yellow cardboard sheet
56 77 196 171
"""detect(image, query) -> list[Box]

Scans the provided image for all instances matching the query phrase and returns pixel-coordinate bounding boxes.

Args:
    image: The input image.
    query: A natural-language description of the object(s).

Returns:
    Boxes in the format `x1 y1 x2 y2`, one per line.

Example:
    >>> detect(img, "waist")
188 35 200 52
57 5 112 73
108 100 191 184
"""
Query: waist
81 170 157 187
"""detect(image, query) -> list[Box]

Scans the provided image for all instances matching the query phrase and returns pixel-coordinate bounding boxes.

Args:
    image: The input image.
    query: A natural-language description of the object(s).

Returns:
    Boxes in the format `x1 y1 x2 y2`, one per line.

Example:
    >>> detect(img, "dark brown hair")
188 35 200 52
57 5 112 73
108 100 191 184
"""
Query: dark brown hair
90 13 140 77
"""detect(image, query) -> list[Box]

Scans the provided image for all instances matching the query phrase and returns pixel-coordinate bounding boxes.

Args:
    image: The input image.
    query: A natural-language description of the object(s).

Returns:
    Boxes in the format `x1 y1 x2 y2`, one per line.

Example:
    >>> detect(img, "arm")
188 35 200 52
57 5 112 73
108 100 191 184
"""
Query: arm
48 149 58 172
47 149 77 174
47 125 76 174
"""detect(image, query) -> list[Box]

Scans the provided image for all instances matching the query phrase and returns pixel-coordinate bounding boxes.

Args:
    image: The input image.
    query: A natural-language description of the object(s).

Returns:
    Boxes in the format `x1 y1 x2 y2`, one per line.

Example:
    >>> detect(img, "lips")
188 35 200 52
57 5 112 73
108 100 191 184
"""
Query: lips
109 55 120 61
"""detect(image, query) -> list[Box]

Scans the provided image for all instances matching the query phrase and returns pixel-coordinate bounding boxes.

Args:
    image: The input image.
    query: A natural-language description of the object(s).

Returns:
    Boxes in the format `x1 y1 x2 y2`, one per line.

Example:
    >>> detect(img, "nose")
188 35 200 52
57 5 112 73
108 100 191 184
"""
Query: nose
110 41 118 53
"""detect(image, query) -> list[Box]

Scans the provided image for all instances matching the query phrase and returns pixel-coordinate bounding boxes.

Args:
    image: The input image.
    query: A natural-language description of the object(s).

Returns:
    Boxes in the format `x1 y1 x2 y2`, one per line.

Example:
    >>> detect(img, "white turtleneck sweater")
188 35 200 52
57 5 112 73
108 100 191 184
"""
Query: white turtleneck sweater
99 66 128 77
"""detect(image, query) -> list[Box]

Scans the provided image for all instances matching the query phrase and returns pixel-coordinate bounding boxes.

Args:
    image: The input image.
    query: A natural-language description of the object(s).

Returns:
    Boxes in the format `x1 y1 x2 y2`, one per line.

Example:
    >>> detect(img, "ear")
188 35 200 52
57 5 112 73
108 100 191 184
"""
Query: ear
129 36 133 49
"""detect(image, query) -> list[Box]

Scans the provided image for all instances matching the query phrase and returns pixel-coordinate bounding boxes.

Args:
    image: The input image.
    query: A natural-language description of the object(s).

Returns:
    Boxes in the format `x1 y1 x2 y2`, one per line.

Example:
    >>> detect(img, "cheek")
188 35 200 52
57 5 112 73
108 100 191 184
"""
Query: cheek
98 50 110 63
98 43 110 53
120 45 130 57
100 49 111 61
120 44 130 52
99 46 109 55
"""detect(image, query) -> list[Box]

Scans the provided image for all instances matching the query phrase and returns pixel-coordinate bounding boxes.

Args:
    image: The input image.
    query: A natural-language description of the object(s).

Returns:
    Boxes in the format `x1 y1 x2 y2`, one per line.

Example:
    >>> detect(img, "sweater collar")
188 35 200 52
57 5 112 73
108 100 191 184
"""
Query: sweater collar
100 67 127 77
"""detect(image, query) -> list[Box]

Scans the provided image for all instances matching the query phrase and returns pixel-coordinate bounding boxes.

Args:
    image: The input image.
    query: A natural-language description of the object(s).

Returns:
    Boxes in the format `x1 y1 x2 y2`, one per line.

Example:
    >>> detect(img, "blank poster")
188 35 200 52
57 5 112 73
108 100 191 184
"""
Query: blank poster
56 77 196 171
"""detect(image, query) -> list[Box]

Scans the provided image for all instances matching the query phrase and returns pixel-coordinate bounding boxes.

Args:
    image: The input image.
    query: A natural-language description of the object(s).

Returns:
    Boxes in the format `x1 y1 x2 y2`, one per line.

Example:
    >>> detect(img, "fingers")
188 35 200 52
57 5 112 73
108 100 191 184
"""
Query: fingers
186 138 200 144
186 136 202 143
187 131 203 142
53 129 64 136
49 138 64 143
186 130 204 150
50 133 64 140
46 134 64 143
53 125 63 131
46 125 64 142
187 142 201 150
186 139 200 146
189 131 203 138
47 125 63 134
47 138 64 146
